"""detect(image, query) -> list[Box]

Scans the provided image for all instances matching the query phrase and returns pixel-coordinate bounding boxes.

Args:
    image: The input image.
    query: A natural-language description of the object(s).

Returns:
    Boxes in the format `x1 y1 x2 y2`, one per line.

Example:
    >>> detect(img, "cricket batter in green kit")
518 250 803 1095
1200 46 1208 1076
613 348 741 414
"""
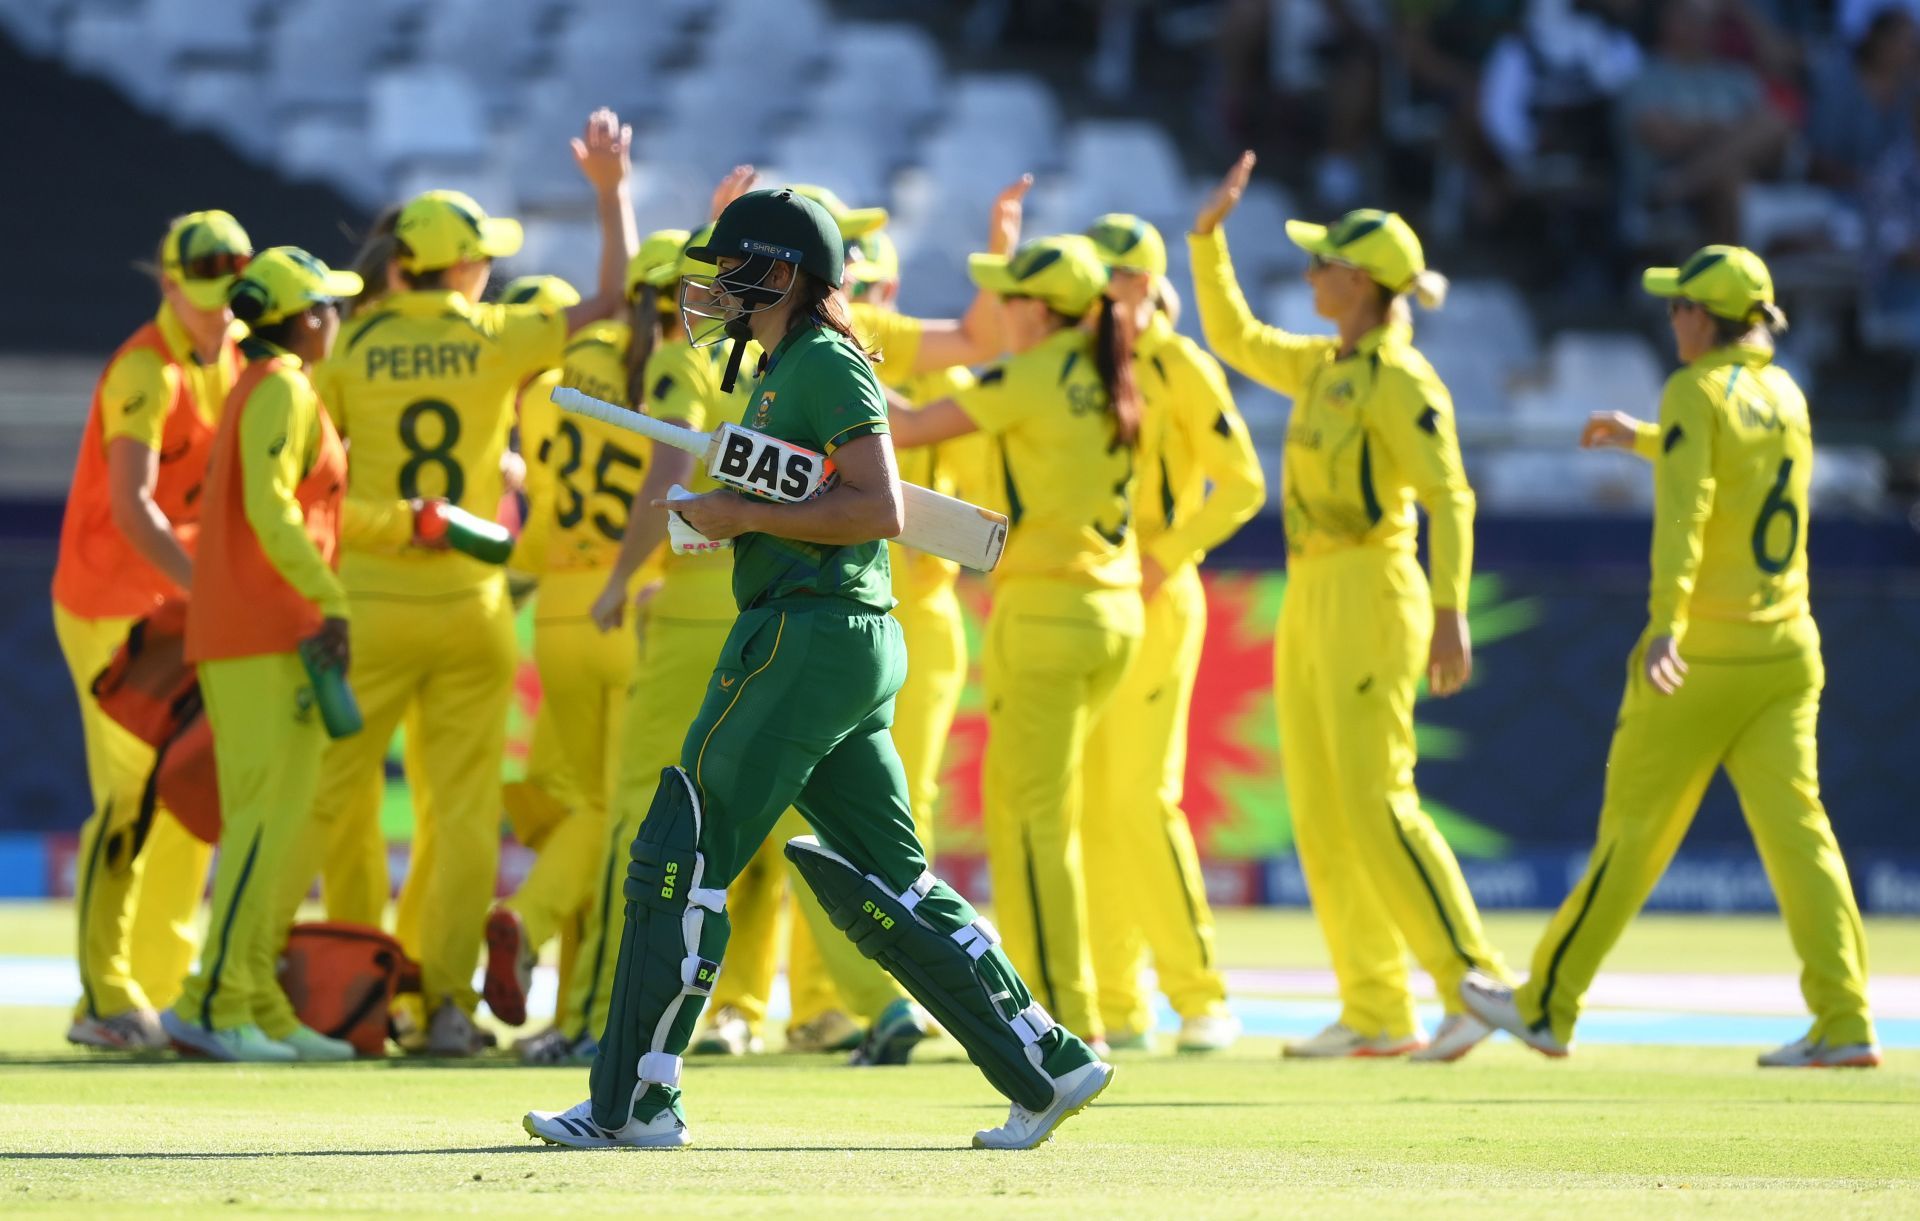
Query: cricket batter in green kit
524 189 1113 1151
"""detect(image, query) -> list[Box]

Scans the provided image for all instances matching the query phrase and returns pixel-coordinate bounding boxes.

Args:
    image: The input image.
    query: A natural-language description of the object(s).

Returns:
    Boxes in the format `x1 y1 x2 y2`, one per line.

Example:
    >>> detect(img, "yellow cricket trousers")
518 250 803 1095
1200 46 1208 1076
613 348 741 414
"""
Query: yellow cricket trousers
1275 548 1507 1038
1515 616 1874 1047
172 652 327 1037
1083 564 1227 1034
888 580 968 862
306 576 516 1015
55 604 211 1019
982 578 1142 1042
566 609 732 1039
507 569 635 953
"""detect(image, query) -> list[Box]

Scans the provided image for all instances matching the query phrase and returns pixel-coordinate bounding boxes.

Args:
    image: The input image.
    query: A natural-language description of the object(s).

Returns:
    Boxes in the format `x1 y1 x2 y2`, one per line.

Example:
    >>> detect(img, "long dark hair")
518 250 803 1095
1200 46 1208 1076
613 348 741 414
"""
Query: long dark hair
1091 295 1142 447
625 284 666 407
789 269 873 362
344 206 400 318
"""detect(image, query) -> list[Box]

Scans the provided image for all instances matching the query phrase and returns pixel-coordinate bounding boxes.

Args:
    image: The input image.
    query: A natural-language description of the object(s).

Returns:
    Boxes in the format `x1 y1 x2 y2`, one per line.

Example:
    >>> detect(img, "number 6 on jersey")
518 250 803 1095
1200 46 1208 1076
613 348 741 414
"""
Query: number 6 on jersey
551 386 1008 572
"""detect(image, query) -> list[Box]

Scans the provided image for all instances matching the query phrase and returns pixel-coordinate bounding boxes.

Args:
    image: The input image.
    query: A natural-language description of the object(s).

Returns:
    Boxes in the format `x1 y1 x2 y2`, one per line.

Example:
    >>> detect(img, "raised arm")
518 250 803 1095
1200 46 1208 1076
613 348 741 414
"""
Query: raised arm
563 109 638 331
903 175 1033 373
1189 153 1330 396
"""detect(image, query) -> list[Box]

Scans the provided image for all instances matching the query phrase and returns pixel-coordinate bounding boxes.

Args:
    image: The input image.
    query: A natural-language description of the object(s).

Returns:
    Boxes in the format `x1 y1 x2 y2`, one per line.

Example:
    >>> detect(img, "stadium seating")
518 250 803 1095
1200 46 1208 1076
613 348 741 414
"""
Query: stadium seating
12 0 1888 512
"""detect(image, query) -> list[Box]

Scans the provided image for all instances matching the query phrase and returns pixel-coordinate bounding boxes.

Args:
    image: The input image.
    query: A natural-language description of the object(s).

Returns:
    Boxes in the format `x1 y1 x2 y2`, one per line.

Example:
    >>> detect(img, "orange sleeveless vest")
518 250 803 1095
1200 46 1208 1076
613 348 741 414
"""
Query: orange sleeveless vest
52 322 226 619
186 356 347 662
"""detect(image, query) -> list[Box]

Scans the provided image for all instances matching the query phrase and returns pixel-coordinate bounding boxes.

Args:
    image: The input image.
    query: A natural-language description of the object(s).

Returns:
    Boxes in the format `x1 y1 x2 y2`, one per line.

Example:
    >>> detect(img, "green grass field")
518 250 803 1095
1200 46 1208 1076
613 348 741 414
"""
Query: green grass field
3 903 1916 1217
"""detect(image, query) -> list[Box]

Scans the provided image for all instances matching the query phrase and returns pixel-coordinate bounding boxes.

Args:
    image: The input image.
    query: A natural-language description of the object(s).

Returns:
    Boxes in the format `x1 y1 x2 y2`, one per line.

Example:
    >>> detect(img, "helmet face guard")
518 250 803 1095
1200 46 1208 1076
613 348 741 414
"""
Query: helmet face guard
679 252 793 348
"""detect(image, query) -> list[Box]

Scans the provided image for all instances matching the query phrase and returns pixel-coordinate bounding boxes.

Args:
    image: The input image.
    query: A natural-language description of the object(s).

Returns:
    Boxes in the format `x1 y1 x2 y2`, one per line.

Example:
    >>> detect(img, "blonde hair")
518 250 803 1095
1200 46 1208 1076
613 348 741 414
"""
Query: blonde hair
1377 269 1449 326
1152 276 1182 329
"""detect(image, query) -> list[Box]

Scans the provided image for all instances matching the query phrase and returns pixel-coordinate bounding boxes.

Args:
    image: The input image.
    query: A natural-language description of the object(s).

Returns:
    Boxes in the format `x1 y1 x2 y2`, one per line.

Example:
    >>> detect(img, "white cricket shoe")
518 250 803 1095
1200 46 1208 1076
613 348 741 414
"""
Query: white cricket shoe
1283 1022 1426 1059
524 1098 691 1149
1176 1011 1241 1053
424 1002 492 1058
973 1060 1114 1150
281 1024 357 1061
1757 1032 1882 1069
68 1008 168 1051
691 1005 763 1056
1409 1013 1493 1063
1459 971 1569 1058
161 1010 297 1062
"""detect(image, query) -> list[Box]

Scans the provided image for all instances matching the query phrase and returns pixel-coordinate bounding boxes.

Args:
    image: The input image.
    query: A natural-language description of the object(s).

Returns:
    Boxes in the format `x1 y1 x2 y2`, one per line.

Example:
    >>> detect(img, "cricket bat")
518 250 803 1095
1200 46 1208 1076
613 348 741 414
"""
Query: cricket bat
552 386 1008 572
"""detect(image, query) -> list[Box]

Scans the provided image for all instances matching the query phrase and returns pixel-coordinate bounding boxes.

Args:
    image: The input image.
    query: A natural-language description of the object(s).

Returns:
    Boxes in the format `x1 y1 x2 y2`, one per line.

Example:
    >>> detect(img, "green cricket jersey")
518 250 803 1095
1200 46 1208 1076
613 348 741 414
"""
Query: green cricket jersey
730 323 895 612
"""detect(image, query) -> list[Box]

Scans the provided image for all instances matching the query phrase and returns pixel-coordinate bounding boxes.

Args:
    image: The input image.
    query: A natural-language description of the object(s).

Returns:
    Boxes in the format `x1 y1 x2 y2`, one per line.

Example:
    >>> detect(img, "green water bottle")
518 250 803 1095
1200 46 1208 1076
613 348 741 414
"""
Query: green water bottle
299 637 363 739
415 500 514 564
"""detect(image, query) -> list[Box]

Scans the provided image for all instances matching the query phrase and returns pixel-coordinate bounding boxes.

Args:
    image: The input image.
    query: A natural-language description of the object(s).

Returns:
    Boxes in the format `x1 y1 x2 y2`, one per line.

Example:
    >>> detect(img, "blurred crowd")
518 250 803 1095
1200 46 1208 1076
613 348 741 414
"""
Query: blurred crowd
962 0 1920 362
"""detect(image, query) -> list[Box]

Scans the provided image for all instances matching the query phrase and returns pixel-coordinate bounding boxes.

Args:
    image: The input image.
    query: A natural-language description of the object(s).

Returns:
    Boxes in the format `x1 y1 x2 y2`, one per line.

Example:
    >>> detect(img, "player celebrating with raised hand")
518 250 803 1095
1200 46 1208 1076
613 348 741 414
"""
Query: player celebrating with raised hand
889 233 1147 1054
1463 248 1879 1068
1190 152 1509 1063
54 210 250 1051
1081 214 1266 1053
526 189 1111 1151
165 248 405 1061
479 244 679 1033
303 107 637 1056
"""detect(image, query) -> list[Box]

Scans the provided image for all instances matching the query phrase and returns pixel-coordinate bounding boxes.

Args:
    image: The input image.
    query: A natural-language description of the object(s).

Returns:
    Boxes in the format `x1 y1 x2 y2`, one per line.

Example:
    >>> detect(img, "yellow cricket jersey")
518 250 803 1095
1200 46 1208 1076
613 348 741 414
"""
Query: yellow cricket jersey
849 301 923 389
1189 230 1475 609
1131 312 1266 573
638 336 760 621
312 290 567 597
953 327 1140 590
102 303 244 450
1629 344 1812 638
889 364 988 604
512 322 650 575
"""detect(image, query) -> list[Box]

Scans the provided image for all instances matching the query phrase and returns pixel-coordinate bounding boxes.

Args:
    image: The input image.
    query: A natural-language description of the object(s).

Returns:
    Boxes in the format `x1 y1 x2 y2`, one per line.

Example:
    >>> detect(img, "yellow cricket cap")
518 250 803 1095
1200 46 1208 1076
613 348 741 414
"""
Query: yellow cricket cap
226 247 362 327
969 234 1109 318
1286 208 1425 294
162 210 253 310
788 183 889 239
631 228 693 294
1642 245 1775 323
1085 213 1167 278
394 189 523 272
499 274 581 311
843 230 900 287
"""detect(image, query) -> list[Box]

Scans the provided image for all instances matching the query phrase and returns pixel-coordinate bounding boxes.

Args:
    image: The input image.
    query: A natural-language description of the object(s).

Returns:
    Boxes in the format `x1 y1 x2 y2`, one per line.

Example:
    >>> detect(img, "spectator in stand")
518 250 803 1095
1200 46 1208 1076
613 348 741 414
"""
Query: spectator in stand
1810 4 1920 197
1479 0 1644 182
1861 93 1920 344
1618 0 1793 243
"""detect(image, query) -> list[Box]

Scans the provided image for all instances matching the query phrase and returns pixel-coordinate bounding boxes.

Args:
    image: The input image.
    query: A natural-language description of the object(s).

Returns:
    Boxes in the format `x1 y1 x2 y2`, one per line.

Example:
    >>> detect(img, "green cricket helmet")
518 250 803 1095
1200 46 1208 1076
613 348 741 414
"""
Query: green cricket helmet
680 187 846 351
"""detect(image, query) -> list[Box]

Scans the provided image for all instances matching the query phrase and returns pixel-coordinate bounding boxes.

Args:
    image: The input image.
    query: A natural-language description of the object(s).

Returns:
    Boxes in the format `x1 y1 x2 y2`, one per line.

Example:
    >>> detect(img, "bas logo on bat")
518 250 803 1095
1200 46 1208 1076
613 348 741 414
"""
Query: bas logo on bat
712 423 826 500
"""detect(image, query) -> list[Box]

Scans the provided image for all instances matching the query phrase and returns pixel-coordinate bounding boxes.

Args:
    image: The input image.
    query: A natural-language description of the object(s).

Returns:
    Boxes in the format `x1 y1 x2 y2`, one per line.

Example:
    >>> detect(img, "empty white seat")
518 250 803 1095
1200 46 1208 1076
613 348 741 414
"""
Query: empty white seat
368 65 489 171
1215 180 1304 284
277 112 386 209
65 8 170 109
1511 331 1666 429
168 65 274 162
709 0 828 81
823 21 944 129
762 126 892 212
1475 448 1653 512
504 78 612 212
626 163 711 237
265 0 396 113
0 0 68 56
148 0 261 63
944 73 1061 170
415 0 553 113
1062 121 1186 221
1809 446 1887 511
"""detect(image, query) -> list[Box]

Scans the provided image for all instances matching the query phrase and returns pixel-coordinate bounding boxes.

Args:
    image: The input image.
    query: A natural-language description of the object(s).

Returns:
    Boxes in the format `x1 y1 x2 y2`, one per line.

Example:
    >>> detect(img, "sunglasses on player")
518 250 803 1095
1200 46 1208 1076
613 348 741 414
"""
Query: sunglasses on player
173 250 252 281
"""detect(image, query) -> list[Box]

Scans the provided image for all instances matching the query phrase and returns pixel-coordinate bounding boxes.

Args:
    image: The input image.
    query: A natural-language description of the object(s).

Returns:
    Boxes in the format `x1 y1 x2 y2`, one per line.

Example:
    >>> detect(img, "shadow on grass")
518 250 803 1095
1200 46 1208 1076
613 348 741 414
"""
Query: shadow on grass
3 1144 946 1160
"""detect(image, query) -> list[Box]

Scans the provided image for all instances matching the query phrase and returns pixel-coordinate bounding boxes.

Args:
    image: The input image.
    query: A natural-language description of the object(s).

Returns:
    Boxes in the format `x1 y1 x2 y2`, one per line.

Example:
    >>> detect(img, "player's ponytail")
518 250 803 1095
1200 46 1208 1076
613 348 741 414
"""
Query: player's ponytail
1094 293 1142 448
625 284 664 408
344 206 400 318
